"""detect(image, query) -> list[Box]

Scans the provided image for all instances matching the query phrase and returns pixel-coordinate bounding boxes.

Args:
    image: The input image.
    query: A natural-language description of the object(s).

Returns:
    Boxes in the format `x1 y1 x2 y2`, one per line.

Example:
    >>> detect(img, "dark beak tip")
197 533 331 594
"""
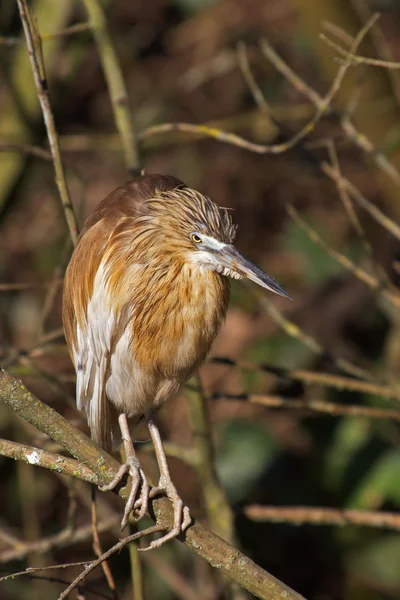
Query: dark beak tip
276 287 292 301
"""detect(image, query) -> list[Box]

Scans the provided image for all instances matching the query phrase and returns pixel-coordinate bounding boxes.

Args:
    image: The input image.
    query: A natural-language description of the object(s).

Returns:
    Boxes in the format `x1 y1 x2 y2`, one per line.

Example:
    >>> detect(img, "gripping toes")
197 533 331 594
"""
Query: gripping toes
140 479 191 551
99 459 149 530
120 460 149 530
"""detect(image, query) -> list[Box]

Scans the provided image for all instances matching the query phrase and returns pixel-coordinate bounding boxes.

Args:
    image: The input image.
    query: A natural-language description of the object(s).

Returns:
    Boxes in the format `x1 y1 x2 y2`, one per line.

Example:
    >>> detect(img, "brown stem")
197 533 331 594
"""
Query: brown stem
16 0 79 244
245 505 400 530
82 0 140 177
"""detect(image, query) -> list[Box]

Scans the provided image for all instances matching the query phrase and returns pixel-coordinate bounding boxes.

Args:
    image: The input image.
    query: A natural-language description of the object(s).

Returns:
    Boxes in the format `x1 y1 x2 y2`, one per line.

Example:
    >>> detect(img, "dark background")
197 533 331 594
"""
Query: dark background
1 0 400 598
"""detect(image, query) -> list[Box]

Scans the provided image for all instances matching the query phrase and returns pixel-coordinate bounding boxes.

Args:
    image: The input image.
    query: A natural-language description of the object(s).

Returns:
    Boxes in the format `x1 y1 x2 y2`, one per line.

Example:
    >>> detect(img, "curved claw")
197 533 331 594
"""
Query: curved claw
99 463 129 492
99 459 149 530
120 461 150 530
139 479 191 551
133 468 150 521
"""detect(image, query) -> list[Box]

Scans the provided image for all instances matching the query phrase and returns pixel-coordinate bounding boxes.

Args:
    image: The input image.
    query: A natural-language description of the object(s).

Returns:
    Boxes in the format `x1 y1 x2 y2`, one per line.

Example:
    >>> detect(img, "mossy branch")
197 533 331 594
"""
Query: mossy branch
0 368 305 600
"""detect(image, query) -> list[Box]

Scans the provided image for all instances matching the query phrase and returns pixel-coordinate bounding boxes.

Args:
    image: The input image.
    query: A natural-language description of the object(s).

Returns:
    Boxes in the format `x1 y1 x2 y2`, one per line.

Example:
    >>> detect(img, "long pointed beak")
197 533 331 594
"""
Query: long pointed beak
217 245 291 299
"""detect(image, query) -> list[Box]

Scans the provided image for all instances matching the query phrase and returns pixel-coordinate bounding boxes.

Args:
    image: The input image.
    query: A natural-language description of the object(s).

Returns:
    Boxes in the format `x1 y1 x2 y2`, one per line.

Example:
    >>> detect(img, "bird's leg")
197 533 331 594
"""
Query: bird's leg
141 414 191 551
99 413 149 529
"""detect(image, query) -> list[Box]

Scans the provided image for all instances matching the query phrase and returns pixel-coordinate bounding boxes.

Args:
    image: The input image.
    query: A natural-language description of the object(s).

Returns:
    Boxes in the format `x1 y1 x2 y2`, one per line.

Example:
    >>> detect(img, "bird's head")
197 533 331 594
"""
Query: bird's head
143 185 290 299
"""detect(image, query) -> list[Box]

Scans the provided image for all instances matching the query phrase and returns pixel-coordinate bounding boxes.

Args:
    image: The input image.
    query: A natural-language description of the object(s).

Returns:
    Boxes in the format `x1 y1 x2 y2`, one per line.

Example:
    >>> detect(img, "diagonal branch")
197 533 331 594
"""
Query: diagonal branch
0 368 305 600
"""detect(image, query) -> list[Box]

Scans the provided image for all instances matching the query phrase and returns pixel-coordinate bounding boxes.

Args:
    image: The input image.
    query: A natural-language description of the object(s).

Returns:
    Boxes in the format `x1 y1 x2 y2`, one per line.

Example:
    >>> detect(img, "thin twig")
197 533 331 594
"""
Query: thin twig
215 393 400 423
259 36 400 189
0 562 91 583
58 525 164 600
253 289 373 382
237 42 273 117
139 7 375 160
128 525 144 600
321 20 354 47
0 279 63 292
349 0 400 107
0 23 90 46
0 142 52 160
321 33 400 69
245 505 400 530
1 327 64 368
321 162 400 242
41 22 91 41
16 0 79 244
0 515 119 563
286 204 400 309
210 357 400 399
91 489 118 600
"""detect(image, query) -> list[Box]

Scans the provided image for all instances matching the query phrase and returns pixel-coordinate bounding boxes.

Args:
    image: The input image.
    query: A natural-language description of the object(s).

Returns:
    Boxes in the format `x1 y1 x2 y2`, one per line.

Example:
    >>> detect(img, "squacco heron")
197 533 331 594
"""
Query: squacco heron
63 174 289 549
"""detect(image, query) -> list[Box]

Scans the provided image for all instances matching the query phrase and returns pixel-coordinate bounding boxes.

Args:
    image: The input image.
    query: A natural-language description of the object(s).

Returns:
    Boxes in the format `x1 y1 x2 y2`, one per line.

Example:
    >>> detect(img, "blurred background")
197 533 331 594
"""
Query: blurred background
2 0 400 598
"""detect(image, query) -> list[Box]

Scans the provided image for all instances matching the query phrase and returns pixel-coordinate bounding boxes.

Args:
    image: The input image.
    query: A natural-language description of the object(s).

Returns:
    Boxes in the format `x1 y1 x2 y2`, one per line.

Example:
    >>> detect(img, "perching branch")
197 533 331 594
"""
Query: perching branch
0 368 305 600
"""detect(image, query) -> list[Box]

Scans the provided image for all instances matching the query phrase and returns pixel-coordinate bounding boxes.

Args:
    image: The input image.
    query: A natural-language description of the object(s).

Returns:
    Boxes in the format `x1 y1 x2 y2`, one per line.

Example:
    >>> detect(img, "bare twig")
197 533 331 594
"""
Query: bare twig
41 22 91 41
320 33 400 69
139 7 375 160
0 279 63 292
139 121 281 154
254 290 372 381
286 204 400 309
57 525 163 600
16 0 79 244
91 489 118 600
350 0 400 107
0 562 91 583
237 42 273 117
1 327 64 368
82 0 140 177
259 37 400 189
245 505 400 530
321 162 400 242
0 142 52 161
215 392 400 423
0 22 90 46
0 515 119 563
210 357 400 399
326 142 365 243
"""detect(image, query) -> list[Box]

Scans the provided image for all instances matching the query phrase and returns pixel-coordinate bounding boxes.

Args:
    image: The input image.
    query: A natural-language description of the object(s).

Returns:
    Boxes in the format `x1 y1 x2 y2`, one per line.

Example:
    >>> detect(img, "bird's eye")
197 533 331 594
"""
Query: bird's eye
191 233 203 244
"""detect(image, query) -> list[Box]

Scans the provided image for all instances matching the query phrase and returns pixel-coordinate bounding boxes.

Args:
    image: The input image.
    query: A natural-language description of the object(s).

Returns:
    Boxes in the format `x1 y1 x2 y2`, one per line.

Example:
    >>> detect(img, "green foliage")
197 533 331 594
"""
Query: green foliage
350 535 400 588
216 419 278 504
